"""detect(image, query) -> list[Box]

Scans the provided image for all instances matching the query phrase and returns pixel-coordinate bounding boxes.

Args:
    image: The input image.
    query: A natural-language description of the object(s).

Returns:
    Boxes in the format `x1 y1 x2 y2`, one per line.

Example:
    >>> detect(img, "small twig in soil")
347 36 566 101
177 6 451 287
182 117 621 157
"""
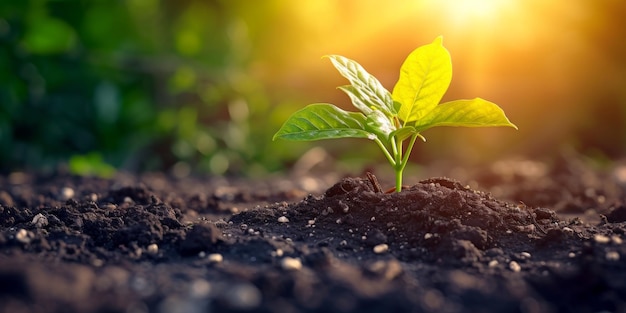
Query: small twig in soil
529 214 547 235
366 172 383 193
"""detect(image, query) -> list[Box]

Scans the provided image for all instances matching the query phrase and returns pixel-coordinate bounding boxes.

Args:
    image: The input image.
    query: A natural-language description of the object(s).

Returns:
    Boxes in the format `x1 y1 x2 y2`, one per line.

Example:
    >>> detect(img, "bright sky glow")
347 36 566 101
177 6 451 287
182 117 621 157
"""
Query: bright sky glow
441 0 517 22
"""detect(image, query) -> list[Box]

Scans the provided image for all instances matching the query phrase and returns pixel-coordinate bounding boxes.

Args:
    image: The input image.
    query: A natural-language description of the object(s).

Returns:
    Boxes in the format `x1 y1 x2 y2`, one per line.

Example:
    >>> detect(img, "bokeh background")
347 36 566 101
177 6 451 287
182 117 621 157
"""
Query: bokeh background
1 0 625 177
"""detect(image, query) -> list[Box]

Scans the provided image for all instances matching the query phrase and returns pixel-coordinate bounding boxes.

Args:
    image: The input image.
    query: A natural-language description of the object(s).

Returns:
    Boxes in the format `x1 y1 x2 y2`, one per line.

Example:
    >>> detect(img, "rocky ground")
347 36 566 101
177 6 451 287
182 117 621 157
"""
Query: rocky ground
1 152 626 313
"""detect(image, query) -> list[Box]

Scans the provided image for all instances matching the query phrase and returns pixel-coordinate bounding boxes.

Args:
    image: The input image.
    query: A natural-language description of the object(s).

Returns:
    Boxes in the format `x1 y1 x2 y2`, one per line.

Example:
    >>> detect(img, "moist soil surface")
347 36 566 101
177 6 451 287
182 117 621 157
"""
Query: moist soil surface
2 154 626 313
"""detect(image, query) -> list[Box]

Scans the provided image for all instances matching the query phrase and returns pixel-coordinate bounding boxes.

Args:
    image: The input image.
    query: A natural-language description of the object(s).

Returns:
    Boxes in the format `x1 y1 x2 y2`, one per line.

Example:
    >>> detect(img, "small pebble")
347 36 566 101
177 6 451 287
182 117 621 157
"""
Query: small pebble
568 252 576 258
208 253 223 263
562 227 574 234
373 244 389 254
611 236 623 245
424 233 433 239
104 203 117 210
222 283 261 310
521 252 532 259
277 216 289 223
338 201 349 213
189 279 212 298
198 251 206 258
147 244 159 255
31 213 48 227
488 260 499 268
594 234 611 244
15 229 33 244
368 260 403 280
280 257 302 271
509 261 521 272
60 187 75 201
606 251 620 261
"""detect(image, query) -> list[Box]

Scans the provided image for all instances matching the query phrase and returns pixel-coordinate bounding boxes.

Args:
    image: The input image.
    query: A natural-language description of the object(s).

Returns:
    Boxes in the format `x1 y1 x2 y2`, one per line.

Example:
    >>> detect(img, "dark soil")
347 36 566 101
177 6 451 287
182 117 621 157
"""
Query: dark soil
2 154 626 313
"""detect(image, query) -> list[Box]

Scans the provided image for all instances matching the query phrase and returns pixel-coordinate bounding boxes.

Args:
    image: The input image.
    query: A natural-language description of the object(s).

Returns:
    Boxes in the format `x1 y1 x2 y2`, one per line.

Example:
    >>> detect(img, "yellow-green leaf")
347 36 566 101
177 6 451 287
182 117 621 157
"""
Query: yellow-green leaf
393 36 452 123
414 98 518 132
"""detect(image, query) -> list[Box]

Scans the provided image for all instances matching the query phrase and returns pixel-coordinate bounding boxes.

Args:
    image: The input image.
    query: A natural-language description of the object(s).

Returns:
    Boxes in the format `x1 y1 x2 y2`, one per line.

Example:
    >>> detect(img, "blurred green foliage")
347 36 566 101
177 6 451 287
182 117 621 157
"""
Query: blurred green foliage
0 0 305 176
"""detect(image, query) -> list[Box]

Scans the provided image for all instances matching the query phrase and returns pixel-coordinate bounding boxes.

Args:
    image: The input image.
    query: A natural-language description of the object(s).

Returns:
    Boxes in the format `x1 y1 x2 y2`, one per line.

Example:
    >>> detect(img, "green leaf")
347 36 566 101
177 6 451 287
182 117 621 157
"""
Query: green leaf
338 85 373 115
273 103 375 141
414 98 518 131
326 55 396 116
393 36 452 123
365 109 396 140
390 126 426 142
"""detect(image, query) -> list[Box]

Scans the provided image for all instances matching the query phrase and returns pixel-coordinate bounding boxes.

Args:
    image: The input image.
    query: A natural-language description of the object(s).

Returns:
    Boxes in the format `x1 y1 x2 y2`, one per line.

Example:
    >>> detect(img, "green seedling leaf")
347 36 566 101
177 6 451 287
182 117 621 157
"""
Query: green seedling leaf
326 55 396 116
338 85 373 115
365 109 396 140
275 37 517 193
273 103 374 141
415 98 518 131
393 36 452 123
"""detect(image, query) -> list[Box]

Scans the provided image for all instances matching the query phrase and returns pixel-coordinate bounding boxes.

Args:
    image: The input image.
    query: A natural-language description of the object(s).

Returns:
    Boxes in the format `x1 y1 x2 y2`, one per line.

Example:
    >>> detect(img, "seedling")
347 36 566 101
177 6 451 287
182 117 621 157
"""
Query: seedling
273 37 517 192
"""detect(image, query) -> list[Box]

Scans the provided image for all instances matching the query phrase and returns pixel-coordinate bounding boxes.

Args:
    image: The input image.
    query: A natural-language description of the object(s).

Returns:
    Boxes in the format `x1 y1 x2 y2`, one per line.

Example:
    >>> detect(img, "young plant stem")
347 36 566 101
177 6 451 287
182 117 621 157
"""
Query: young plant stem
394 133 419 193
394 135 404 192
374 138 396 167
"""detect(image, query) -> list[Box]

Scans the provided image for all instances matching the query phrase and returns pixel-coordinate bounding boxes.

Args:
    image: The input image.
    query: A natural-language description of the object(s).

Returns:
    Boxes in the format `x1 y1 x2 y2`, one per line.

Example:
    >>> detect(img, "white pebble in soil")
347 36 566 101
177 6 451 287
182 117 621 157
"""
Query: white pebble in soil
594 234 611 244
509 261 521 272
60 187 75 201
31 213 48 228
611 236 623 245
280 257 302 271
189 279 212 298
208 253 223 264
277 216 289 223
373 244 389 254
222 283 262 310
147 244 159 255
606 251 620 261
15 229 33 244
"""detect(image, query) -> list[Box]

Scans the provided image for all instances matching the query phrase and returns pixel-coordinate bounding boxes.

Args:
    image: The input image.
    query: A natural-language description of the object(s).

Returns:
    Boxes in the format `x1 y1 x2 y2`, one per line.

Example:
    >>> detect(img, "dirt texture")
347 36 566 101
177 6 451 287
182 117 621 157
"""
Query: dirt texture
1 154 626 313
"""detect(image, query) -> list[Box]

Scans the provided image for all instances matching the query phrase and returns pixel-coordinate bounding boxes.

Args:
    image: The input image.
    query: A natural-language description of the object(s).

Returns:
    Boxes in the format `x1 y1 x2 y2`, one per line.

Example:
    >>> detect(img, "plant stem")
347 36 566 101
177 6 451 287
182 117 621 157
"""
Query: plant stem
374 138 396 167
393 135 404 192
394 133 419 193
400 133 419 168
395 166 403 193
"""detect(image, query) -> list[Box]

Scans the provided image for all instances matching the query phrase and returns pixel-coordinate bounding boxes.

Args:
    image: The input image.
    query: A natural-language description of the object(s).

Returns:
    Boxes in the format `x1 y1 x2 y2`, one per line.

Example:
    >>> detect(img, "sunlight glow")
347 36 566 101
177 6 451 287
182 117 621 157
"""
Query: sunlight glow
424 0 521 27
